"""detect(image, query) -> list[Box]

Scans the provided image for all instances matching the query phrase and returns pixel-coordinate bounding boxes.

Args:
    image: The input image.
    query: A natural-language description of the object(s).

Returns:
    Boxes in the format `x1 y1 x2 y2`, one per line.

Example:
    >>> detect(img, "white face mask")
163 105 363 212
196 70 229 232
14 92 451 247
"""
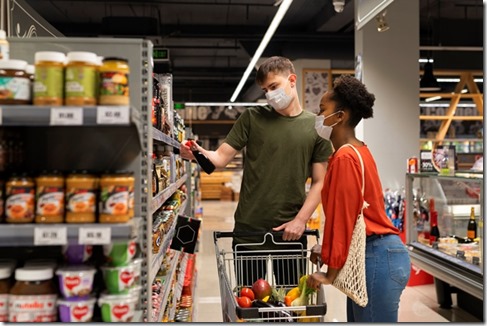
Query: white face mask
314 111 342 140
265 78 293 111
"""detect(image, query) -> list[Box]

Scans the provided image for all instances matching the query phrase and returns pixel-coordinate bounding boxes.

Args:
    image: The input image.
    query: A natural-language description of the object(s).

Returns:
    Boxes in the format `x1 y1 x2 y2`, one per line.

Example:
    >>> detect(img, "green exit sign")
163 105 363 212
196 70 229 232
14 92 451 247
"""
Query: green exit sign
153 47 169 62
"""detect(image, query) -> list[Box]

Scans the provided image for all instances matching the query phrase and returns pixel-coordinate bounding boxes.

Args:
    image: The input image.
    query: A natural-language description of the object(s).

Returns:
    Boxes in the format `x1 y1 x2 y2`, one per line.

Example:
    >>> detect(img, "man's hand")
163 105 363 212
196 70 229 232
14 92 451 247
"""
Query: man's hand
307 272 331 291
309 244 322 265
272 218 306 241
180 140 196 161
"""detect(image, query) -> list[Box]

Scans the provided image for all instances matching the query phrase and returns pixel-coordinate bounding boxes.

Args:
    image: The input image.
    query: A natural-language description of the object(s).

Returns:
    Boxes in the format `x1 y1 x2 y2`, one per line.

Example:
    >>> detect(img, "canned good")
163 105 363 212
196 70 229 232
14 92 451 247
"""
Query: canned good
407 156 418 174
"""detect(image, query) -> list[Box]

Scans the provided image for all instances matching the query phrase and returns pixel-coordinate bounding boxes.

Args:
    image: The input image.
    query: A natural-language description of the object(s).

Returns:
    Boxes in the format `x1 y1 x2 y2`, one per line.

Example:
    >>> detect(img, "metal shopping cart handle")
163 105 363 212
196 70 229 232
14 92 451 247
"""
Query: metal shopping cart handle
213 229 319 242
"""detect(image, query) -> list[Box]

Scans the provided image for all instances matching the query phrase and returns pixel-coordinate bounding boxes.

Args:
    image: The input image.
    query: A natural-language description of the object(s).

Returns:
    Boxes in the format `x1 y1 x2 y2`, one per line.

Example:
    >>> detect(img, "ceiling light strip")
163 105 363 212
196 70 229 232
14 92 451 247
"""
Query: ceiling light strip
229 0 293 102
184 102 267 107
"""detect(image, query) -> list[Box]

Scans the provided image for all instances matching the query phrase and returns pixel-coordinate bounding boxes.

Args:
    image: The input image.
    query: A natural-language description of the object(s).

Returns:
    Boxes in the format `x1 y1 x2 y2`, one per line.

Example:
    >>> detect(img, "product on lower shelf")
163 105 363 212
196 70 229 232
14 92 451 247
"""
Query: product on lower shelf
98 293 138 322
57 297 96 323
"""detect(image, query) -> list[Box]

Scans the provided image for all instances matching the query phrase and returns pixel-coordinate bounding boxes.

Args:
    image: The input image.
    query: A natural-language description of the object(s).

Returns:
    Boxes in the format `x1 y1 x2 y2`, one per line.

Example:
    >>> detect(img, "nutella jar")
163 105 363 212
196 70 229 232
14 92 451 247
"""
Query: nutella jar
9 267 57 322
5 175 35 223
99 172 132 223
0 266 12 322
65 172 97 223
35 172 65 223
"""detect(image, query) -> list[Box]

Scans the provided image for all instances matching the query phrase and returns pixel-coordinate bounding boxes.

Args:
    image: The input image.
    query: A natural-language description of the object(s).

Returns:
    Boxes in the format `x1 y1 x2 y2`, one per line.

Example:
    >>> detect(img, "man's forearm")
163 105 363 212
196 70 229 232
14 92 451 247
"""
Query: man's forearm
295 183 323 223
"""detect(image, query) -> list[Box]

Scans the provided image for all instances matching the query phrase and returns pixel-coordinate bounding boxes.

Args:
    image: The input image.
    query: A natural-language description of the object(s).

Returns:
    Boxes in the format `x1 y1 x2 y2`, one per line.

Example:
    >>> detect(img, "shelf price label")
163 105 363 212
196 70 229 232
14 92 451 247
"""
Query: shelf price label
34 227 67 246
50 107 83 125
97 106 130 125
79 227 111 245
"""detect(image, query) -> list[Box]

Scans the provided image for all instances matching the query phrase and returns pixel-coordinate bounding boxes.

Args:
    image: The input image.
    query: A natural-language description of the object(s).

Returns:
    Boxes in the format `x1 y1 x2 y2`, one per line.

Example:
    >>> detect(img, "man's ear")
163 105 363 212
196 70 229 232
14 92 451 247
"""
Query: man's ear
289 74 297 87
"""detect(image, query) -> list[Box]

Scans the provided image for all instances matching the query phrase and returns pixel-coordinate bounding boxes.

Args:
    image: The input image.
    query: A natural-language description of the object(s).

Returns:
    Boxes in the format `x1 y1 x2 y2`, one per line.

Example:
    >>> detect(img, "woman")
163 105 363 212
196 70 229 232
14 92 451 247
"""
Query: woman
307 75 411 322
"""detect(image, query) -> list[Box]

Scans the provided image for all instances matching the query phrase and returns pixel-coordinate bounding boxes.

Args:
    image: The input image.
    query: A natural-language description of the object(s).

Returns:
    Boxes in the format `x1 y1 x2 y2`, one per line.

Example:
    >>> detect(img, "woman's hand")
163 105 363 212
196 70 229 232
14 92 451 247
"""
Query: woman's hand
180 140 196 161
309 244 322 265
307 272 331 291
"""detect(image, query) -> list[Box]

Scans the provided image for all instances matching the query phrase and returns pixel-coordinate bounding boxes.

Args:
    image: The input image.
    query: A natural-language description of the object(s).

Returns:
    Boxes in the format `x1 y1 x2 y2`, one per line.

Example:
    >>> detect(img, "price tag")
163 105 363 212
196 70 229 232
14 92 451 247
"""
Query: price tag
97 106 130 125
79 227 111 245
34 227 67 246
50 107 83 125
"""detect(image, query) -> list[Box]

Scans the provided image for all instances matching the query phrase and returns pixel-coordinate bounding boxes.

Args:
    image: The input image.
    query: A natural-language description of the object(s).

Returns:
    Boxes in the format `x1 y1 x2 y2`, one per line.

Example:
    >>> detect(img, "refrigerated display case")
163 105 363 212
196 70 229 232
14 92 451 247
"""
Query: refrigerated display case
405 173 483 316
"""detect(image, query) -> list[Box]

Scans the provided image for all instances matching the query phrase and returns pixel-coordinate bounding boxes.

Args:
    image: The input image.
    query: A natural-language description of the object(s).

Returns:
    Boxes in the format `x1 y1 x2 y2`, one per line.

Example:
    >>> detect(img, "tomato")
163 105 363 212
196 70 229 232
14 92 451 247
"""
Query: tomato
240 287 255 301
237 296 252 308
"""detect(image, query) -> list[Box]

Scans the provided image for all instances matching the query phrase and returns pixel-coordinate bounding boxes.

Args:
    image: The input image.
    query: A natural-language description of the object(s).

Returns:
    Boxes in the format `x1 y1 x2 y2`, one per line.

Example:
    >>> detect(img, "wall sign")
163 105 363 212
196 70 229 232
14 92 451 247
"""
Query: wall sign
179 106 247 121
8 0 63 37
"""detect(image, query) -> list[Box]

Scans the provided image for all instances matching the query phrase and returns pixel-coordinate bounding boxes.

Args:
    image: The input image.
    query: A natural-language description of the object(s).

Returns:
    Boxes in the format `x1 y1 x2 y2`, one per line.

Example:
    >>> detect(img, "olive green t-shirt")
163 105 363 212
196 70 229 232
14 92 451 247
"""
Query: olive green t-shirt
225 106 333 244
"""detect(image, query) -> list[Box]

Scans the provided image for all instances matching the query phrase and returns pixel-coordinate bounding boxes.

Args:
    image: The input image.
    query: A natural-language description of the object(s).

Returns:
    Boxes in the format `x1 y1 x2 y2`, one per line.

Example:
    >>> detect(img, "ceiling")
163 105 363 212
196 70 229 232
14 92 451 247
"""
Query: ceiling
23 0 483 103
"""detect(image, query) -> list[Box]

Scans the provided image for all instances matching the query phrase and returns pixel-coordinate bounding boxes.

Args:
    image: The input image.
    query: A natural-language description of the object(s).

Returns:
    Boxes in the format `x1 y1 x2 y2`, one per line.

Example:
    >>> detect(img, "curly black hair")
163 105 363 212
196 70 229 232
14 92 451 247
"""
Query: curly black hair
330 75 375 127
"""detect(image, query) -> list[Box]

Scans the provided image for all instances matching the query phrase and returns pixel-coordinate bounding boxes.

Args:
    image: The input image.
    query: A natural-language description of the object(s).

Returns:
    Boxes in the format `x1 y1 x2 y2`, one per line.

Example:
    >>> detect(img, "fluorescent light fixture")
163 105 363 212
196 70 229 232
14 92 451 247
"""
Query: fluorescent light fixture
420 103 477 107
184 102 268 107
425 96 442 102
229 0 293 102
419 58 434 63
461 89 468 94
433 78 483 83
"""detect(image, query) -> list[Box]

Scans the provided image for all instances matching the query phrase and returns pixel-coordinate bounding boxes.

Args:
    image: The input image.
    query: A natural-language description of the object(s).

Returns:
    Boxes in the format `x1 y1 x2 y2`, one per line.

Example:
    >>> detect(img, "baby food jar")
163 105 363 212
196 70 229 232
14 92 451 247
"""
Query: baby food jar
99 57 130 106
65 51 98 106
99 172 132 223
5 174 35 223
35 172 65 223
9 267 57 322
33 51 65 106
65 172 98 223
0 59 31 105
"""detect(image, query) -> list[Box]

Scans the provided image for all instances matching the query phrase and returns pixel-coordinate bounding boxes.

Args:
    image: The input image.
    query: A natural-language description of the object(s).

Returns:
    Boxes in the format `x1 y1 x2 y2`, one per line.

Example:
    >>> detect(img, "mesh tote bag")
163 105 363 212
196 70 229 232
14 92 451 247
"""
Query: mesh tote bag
331 144 369 307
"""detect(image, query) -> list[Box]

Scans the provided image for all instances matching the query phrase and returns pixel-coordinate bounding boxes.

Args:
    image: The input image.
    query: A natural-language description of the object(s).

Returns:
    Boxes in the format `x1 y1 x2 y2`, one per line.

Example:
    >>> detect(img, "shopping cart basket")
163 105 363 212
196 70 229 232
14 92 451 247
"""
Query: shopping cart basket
213 230 327 322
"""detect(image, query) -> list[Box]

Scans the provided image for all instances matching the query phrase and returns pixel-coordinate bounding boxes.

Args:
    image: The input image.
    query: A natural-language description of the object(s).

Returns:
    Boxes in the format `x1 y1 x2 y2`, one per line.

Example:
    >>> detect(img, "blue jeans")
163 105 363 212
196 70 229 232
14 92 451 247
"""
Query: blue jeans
347 234 411 322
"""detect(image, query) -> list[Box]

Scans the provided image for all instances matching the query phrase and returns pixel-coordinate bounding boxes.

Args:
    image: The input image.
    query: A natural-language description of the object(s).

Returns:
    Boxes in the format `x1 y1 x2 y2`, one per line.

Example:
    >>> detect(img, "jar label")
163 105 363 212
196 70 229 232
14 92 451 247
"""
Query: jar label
118 268 135 291
69 304 93 322
107 301 135 322
65 66 97 99
6 186 35 220
100 185 129 215
0 77 30 100
0 294 7 322
37 186 64 217
100 72 129 97
34 66 64 99
67 188 96 213
60 273 94 297
8 294 57 322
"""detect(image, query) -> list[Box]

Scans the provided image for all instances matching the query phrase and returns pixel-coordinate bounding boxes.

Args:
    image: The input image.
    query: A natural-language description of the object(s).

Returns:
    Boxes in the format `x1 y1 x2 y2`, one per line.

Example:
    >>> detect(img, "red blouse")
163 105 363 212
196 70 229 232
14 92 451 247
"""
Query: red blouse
320 144 399 269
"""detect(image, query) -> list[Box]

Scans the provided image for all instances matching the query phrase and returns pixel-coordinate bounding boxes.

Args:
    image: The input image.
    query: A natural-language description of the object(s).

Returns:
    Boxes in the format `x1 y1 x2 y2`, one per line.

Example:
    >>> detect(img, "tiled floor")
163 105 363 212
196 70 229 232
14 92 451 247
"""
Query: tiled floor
195 201 481 323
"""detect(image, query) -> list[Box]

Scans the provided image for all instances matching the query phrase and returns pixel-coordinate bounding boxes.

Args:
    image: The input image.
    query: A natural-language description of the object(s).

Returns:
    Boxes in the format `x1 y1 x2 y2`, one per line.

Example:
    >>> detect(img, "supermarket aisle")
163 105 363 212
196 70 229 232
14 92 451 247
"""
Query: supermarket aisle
195 201 480 323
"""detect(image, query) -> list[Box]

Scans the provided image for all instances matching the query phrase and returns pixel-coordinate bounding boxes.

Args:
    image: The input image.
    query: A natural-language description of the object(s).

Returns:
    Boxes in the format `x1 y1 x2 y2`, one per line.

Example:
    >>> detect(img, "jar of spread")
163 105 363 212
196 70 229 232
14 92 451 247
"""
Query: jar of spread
65 172 97 223
9 267 57 322
0 266 12 322
127 172 135 219
35 172 65 224
99 172 132 223
0 59 31 105
5 175 35 223
33 51 65 106
98 57 130 105
65 51 97 106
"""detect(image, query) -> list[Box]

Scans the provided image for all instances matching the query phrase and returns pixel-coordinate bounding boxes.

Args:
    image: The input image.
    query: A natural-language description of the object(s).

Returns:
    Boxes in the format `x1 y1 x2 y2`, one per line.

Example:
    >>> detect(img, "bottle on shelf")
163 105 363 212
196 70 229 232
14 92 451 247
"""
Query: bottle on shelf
467 207 477 240
429 198 440 244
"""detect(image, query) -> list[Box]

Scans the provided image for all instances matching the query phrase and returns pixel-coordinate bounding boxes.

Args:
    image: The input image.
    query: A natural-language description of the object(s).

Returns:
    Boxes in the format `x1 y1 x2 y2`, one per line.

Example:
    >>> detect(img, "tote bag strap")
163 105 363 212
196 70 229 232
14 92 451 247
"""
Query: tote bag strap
338 144 368 209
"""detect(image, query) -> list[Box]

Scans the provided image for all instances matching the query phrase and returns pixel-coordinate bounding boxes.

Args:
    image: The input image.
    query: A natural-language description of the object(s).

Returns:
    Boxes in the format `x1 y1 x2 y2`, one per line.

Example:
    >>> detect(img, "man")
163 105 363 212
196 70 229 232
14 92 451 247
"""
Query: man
180 56 333 285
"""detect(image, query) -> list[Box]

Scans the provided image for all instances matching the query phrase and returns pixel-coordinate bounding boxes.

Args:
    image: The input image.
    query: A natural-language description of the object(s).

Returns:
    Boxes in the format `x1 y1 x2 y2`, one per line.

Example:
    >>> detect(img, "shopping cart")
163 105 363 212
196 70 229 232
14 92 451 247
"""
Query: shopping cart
213 230 327 322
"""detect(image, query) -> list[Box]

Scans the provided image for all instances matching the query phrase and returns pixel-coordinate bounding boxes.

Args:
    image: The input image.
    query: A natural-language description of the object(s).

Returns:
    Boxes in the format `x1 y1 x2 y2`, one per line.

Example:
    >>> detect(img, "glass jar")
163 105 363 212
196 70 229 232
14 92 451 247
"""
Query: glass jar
65 172 98 223
34 51 66 106
65 51 98 106
98 57 130 105
99 172 133 223
5 175 35 223
35 172 65 223
0 59 30 105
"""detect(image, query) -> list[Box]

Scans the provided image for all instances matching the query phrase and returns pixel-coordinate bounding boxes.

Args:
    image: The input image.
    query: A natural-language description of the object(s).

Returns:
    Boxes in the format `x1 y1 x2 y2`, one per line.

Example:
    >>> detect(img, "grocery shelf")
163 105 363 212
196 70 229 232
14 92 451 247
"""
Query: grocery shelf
133 310 143 323
169 253 189 321
0 220 136 246
149 199 187 285
152 127 181 148
0 105 139 126
151 174 188 214
153 250 181 322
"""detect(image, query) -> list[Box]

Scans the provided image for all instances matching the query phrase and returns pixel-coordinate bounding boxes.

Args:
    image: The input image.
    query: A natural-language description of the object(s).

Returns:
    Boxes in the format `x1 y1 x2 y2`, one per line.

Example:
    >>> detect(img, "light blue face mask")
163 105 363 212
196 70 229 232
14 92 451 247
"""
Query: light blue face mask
314 111 342 140
265 77 292 111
